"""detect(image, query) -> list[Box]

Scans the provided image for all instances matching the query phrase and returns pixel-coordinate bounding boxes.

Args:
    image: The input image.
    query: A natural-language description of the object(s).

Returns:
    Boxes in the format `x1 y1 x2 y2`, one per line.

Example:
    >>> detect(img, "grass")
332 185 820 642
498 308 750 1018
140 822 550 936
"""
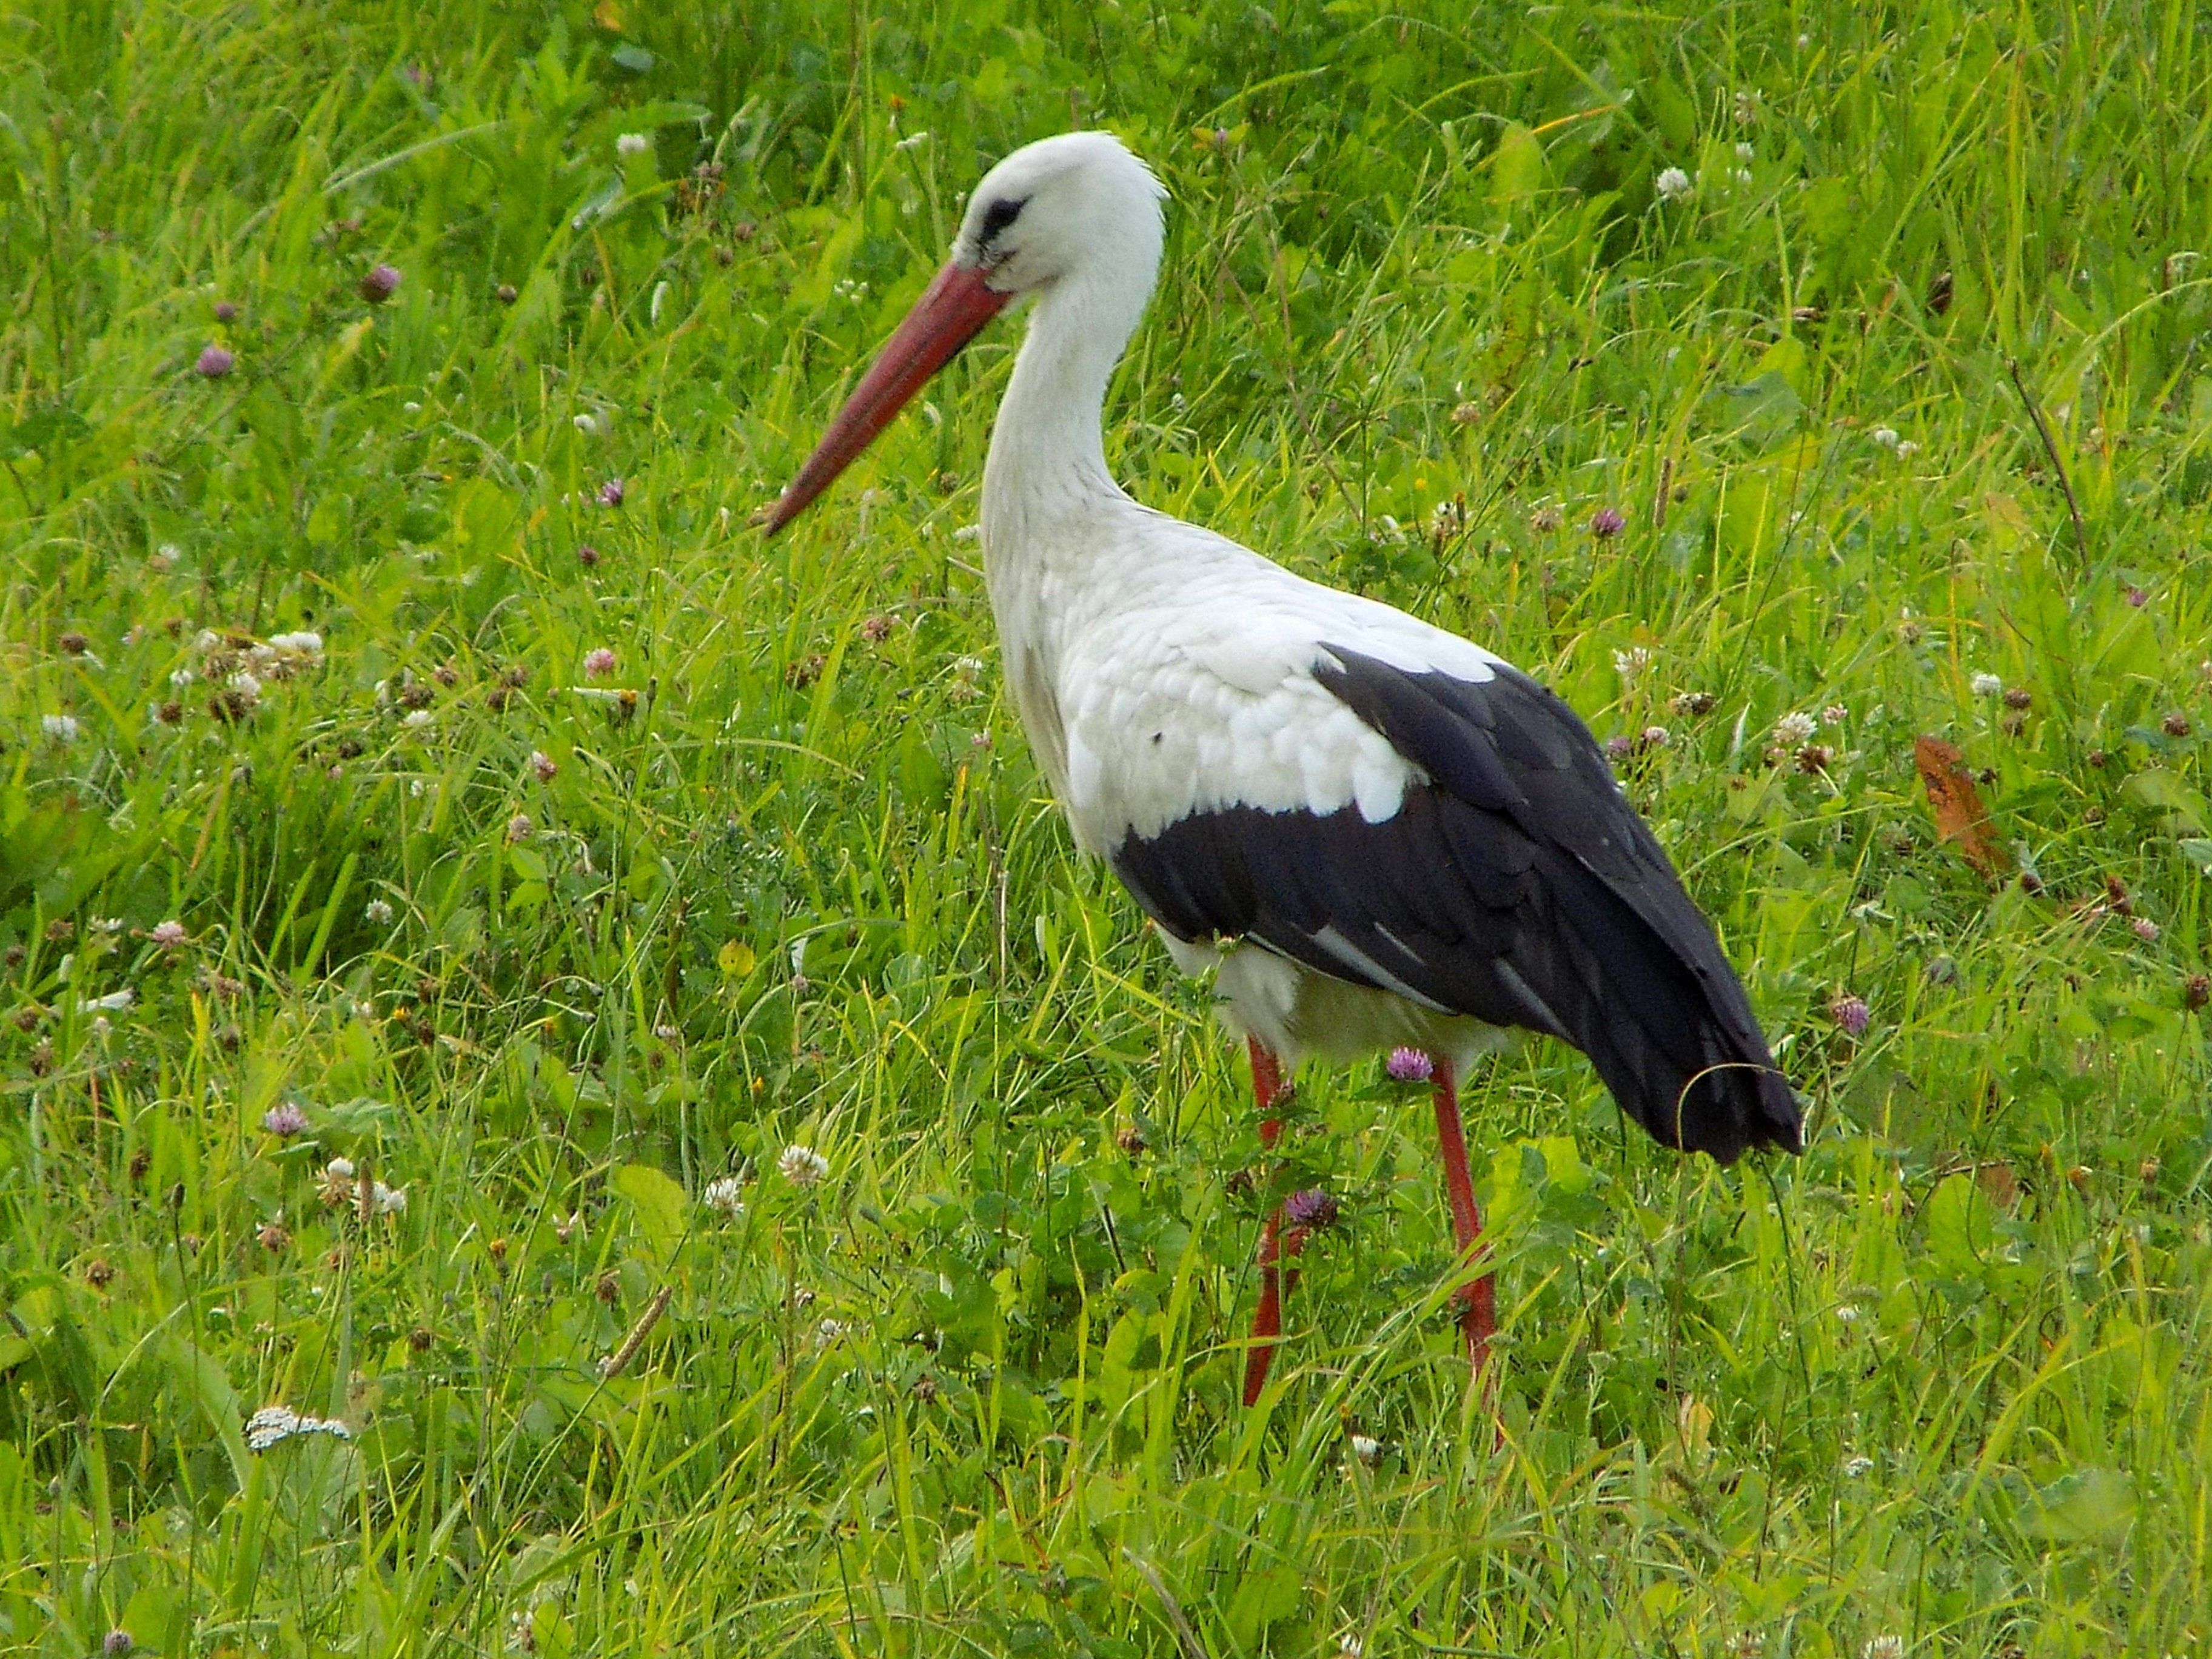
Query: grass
4 0 2212 1653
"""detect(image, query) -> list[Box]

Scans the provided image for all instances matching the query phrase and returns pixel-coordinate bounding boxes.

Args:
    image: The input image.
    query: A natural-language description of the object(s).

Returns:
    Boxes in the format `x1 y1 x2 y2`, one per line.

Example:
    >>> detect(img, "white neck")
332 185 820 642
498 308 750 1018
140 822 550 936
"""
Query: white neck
980 264 1150 545
974 259 1156 806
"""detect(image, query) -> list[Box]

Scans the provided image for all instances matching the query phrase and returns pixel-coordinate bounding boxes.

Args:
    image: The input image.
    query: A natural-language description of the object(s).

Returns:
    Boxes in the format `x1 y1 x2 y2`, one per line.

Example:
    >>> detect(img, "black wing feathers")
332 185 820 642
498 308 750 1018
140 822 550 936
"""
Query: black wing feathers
1111 646 1801 1164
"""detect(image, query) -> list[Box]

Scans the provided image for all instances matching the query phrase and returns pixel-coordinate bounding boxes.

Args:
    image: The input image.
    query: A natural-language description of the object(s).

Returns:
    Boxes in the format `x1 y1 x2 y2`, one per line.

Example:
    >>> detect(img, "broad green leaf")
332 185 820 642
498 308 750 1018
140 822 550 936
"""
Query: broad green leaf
325 1096 401 1141
166 1336 250 1490
1226 1564 1301 1647
2124 770 2208 833
2018 1466 2136 1544
1489 122 1546 201
616 99 711 129
612 1163 688 1259
1754 335 1811 399
1923 1173 1992 1279
120 1584 188 1655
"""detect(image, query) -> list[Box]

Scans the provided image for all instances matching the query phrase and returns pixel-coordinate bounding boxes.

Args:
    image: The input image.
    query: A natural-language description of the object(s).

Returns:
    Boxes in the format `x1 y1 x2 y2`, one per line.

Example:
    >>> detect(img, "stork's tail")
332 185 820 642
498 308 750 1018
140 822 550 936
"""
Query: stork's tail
1531 846 1803 1165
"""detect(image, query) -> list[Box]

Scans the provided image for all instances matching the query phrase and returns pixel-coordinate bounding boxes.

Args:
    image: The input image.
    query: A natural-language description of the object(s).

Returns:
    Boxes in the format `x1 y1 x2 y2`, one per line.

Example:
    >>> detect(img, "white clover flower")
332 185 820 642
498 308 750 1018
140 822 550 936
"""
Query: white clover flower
615 132 649 157
227 671 262 707
42 714 80 744
402 709 432 729
244 1406 300 1450
1843 1455 1875 1477
1970 672 2003 698
1835 1302 1862 1324
1869 426 1900 450
779 1144 830 1187
1612 645 1653 683
150 920 187 948
1655 166 1692 203
269 631 323 656
364 898 394 925
244 1404 353 1451
951 525 981 543
372 1182 407 1215
326 1157 356 1180
1735 141 1755 162
703 1176 746 1218
1773 711 1818 746
169 668 196 687
1894 440 1919 458
1862 1640 1904 1659
1349 1433 1382 1466
814 1317 850 1348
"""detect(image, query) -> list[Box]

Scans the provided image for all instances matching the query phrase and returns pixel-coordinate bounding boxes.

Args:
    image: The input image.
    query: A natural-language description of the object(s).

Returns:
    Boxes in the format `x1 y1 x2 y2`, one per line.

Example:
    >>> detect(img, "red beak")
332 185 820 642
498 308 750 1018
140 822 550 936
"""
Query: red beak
761 261 1011 535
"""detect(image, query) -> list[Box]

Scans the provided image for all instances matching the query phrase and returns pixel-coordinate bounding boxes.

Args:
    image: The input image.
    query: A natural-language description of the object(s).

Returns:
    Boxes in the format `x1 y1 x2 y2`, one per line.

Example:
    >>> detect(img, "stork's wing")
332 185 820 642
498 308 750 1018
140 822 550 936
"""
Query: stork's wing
1110 644 1802 1164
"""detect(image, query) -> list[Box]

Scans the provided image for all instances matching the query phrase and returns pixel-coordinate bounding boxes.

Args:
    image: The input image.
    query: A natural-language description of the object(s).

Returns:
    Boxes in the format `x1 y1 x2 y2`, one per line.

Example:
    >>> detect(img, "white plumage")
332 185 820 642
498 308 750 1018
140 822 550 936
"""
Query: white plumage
766 130 1801 1404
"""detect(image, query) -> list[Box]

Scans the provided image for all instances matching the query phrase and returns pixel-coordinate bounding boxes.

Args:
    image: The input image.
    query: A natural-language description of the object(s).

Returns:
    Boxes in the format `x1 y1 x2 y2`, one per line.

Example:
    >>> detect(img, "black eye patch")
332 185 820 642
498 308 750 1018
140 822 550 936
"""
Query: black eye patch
978 196 1027 243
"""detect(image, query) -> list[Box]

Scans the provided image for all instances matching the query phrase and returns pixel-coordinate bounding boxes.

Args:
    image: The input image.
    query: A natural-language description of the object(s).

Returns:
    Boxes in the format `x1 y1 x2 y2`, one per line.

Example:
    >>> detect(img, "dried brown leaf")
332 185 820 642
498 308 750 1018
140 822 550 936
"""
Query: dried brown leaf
1913 735 2011 880
1977 1161 2020 1211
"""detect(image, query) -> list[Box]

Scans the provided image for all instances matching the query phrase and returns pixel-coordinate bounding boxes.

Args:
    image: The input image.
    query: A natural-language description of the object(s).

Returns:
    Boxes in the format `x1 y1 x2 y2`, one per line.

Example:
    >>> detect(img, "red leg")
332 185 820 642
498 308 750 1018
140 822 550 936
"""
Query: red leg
1242 1036 1298 1406
1428 1053 1495 1372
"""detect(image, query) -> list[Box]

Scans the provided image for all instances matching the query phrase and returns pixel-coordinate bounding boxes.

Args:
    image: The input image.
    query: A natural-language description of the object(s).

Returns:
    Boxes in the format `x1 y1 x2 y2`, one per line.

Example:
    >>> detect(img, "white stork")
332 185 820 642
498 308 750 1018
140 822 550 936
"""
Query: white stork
765 132 1803 1404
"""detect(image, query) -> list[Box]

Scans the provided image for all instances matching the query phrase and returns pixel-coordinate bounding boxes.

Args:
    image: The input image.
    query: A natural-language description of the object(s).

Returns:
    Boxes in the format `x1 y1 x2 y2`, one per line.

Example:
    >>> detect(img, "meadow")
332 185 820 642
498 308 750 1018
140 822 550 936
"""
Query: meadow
4 0 2211 1653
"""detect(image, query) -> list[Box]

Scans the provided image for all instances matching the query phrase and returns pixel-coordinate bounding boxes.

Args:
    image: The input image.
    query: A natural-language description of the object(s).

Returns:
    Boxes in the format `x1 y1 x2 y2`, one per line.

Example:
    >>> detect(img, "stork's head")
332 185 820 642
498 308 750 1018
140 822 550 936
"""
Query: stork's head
952 130 1167 297
763 131 1165 534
